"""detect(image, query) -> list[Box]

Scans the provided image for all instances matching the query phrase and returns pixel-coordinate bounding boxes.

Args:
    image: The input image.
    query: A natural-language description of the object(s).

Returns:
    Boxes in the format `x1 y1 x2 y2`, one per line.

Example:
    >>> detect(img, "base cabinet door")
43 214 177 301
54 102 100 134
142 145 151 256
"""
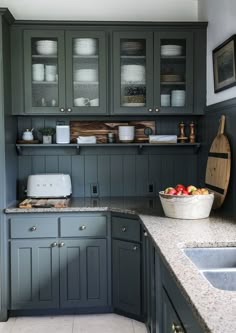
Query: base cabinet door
11 239 59 309
60 239 108 308
162 289 184 333
112 239 141 317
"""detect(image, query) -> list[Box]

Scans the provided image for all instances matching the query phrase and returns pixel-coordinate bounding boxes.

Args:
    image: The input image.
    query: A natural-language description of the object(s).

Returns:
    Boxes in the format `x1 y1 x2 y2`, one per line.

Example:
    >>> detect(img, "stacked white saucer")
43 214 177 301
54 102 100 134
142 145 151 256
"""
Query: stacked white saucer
74 38 96 56
161 45 182 56
36 40 57 55
161 94 170 107
121 65 145 83
32 64 44 81
74 69 98 82
171 90 185 107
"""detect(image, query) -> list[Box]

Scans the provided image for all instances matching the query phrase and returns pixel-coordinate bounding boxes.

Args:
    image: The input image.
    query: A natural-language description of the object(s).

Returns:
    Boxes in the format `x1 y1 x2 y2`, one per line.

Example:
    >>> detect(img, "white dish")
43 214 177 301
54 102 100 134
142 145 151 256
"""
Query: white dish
74 69 98 82
74 38 96 55
122 103 145 107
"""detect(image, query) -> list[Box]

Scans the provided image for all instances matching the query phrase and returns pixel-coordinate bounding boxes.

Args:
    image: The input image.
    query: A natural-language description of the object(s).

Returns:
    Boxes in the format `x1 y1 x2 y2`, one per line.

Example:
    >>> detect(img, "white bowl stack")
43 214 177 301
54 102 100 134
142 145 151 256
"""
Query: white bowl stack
171 90 186 107
161 94 170 107
74 69 98 82
121 65 145 83
36 40 57 55
32 64 44 81
74 38 96 56
161 44 182 56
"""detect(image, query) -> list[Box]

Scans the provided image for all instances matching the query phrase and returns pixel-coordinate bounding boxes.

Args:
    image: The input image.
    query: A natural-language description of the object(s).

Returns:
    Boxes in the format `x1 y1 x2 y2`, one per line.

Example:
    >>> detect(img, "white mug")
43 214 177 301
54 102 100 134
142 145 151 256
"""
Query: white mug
90 98 99 106
74 97 90 106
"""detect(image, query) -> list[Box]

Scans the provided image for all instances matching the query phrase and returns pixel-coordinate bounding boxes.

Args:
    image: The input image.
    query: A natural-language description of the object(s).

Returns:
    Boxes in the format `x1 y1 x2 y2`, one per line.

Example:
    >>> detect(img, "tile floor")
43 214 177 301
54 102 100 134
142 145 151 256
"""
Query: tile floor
0 313 148 333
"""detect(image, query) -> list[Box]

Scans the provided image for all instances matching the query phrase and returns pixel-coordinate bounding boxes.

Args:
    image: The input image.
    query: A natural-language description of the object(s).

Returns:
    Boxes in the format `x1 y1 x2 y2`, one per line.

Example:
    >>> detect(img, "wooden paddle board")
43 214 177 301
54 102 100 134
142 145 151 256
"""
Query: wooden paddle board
205 115 231 209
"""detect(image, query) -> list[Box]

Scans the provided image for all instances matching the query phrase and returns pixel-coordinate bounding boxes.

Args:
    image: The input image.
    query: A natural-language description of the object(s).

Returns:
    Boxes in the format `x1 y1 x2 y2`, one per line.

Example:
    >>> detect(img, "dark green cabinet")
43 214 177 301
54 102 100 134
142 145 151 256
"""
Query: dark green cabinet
11 239 59 309
60 238 108 308
113 30 198 115
23 29 107 115
112 239 141 317
162 289 184 333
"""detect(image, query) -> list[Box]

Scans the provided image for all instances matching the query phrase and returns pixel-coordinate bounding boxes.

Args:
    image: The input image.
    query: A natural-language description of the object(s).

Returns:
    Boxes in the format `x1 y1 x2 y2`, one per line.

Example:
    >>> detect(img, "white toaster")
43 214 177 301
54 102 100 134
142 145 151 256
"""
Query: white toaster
27 174 72 198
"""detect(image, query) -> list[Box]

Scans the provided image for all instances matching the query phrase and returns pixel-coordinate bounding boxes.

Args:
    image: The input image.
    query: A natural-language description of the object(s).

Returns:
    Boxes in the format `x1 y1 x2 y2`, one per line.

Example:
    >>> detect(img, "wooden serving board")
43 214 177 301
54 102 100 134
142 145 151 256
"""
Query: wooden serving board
205 115 231 209
19 198 70 208
70 121 155 143
16 140 39 144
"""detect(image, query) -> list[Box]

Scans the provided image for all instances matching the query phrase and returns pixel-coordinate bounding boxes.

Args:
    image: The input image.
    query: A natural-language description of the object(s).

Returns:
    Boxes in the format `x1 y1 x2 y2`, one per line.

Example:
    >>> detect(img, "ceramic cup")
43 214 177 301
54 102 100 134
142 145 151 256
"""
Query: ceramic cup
74 97 90 106
90 98 99 106
118 126 135 142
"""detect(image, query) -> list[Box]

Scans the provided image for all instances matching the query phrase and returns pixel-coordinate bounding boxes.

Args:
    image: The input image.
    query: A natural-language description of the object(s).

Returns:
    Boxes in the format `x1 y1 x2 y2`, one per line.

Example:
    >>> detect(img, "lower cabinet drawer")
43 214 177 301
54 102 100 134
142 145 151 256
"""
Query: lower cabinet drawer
10 217 58 238
112 216 140 242
60 216 107 237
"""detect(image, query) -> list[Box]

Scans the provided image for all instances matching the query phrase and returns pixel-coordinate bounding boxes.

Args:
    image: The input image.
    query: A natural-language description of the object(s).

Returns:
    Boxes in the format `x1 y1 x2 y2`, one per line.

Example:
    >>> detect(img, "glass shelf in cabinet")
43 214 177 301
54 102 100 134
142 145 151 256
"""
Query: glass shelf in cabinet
73 81 99 85
32 55 58 59
32 81 58 85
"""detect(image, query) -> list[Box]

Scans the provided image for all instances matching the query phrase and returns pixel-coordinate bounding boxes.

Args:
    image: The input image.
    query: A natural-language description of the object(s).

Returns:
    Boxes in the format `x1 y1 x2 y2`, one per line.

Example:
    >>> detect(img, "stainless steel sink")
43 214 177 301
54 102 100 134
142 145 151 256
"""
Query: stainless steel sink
183 247 236 291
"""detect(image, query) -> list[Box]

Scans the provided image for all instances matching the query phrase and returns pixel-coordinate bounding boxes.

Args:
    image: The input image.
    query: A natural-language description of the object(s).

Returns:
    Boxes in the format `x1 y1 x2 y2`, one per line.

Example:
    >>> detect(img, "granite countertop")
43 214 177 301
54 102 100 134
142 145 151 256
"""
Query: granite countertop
5 197 236 333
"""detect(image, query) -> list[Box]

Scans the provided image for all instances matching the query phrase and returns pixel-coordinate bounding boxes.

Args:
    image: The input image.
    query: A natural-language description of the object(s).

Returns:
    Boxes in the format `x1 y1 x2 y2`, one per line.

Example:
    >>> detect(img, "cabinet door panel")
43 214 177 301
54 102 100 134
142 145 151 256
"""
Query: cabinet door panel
113 31 153 115
60 239 108 308
24 30 65 114
154 31 193 114
162 289 183 333
112 239 141 317
65 31 107 115
11 239 59 309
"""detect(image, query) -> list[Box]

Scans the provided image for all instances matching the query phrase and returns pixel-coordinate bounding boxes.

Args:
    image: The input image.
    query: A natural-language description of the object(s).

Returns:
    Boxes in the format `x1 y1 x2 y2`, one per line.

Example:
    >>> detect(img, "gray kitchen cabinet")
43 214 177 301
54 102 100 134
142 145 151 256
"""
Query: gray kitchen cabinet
162 288 184 333
112 29 205 115
9 214 109 311
14 29 107 115
112 239 141 318
11 239 60 309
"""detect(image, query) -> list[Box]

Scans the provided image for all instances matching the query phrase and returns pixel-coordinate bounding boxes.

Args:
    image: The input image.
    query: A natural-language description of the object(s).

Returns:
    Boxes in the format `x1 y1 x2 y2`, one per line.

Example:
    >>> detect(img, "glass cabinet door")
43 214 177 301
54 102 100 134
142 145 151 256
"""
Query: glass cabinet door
65 31 107 115
113 32 153 115
154 32 193 114
24 30 65 114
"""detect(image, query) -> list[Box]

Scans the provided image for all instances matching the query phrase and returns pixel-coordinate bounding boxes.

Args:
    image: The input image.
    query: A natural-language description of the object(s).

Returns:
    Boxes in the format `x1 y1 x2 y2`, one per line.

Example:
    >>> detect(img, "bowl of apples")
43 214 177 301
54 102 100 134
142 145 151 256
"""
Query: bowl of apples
159 184 214 219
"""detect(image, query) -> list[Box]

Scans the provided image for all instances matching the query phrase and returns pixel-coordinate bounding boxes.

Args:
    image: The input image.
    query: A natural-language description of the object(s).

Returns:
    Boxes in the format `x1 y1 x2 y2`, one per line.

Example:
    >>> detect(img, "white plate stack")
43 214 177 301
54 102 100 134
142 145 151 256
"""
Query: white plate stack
74 69 98 82
161 94 170 107
45 65 57 82
74 38 96 56
161 45 182 56
36 40 57 55
121 65 145 83
32 64 44 81
171 90 186 107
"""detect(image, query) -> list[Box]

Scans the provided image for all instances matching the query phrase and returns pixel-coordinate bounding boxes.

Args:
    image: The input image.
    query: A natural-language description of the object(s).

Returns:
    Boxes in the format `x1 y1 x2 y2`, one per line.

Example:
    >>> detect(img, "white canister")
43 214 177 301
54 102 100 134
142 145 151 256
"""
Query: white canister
118 126 135 142
22 129 34 141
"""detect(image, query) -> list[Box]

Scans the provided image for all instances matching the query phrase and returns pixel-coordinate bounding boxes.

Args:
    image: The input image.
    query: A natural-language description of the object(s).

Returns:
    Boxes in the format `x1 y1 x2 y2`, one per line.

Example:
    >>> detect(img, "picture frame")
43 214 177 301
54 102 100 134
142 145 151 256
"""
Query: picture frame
213 34 236 93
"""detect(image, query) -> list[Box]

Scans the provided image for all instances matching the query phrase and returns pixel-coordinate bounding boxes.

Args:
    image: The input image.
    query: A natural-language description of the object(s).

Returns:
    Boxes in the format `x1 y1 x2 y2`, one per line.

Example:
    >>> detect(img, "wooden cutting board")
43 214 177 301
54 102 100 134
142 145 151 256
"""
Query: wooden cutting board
70 121 155 143
205 115 231 209
19 198 70 208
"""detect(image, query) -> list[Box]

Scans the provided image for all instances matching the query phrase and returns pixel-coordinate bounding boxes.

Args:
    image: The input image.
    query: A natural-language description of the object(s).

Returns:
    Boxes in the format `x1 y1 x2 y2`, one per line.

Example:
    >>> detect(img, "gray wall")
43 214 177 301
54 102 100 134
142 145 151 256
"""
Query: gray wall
17 116 201 198
198 98 236 217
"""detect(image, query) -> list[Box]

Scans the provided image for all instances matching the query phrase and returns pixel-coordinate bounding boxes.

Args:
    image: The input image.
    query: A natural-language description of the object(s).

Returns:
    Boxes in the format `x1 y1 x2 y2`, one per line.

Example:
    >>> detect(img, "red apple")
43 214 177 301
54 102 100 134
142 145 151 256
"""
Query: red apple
186 185 197 194
175 184 186 192
164 187 177 195
176 190 183 195
182 189 189 195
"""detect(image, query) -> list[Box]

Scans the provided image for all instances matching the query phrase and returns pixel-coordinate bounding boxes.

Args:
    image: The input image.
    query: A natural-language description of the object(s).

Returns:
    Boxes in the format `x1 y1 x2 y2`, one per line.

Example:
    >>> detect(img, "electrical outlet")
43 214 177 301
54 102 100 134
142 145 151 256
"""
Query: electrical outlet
90 183 99 197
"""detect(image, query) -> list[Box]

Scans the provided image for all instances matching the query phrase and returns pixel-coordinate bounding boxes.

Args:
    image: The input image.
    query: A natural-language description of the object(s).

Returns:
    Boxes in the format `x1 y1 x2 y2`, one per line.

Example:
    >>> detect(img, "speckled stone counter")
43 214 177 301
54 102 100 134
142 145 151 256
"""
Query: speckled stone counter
5 197 236 333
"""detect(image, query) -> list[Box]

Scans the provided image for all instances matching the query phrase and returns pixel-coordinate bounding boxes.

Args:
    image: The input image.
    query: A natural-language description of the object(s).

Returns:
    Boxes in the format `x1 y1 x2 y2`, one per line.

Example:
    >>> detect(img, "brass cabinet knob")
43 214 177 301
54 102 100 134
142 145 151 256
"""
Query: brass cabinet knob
51 242 58 247
60 107 65 112
59 242 65 247
30 226 37 231
67 108 72 112
172 323 184 333
148 108 153 112
80 225 86 230
121 226 127 232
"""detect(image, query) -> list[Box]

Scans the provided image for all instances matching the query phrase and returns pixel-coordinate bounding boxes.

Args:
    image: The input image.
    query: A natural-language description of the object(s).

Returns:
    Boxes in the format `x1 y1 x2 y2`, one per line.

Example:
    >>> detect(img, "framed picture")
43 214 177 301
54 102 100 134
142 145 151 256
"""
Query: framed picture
213 34 236 93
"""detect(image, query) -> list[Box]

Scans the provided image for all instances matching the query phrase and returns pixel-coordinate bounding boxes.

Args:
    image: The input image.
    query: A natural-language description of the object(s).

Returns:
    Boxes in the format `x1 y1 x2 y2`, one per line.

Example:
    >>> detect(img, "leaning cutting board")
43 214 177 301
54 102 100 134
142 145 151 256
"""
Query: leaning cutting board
205 115 231 209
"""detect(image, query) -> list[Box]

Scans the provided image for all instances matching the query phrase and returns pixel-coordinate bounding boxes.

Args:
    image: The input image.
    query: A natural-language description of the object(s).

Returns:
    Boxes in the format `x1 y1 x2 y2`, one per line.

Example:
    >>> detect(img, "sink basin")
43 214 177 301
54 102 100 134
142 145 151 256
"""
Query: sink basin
183 247 236 291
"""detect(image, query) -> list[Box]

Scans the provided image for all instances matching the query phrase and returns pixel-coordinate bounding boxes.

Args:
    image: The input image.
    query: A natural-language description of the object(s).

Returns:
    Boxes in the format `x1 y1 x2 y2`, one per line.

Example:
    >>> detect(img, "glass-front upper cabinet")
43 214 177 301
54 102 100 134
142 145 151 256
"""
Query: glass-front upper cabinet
113 32 154 115
154 32 193 114
65 31 107 115
24 30 66 114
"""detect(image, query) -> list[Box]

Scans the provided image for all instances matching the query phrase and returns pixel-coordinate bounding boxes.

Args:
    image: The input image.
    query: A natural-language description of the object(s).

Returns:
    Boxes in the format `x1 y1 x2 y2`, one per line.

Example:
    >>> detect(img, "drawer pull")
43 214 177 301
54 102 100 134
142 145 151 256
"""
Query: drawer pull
143 231 148 237
51 242 58 247
59 242 65 247
121 227 127 232
133 246 138 251
172 323 184 333
80 225 86 230
30 226 37 231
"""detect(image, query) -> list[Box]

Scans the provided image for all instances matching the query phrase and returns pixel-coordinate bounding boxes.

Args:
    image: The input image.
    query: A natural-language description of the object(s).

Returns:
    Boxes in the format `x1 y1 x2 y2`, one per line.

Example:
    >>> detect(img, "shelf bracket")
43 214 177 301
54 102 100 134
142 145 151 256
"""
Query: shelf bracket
16 146 22 155
194 143 201 153
76 145 80 155
138 144 143 154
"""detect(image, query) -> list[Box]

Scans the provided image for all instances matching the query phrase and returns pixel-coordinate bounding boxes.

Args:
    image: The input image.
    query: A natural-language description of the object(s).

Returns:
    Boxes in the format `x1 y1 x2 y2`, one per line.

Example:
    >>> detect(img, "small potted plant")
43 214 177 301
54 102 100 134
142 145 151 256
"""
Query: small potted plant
38 127 56 144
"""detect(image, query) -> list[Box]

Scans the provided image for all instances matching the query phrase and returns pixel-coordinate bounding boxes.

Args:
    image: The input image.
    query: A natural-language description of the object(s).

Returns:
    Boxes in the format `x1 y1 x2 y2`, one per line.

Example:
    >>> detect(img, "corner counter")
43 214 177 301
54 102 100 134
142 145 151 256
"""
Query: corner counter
5 197 236 332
